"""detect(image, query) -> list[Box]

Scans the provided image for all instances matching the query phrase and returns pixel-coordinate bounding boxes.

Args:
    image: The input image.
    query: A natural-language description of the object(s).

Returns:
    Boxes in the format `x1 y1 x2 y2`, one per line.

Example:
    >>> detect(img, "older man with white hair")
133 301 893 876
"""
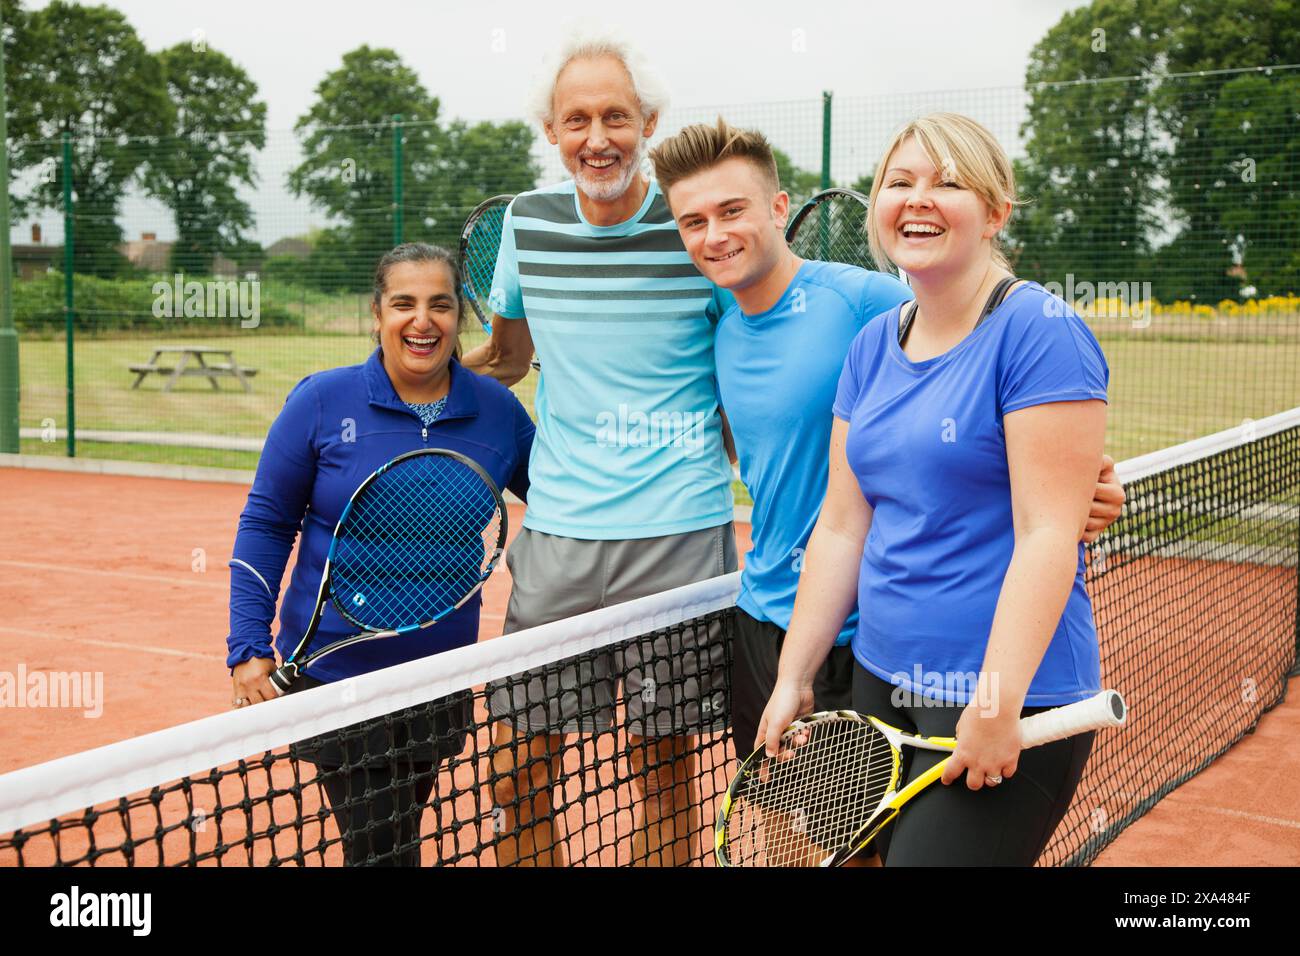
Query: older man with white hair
464 32 736 866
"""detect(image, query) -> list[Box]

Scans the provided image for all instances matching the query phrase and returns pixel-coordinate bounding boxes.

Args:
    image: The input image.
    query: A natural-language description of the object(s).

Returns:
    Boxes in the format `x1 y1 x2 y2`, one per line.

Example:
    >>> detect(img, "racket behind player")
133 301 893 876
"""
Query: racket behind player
459 195 513 334
267 447 507 693
716 690 1126 867
458 194 539 370
786 187 875 270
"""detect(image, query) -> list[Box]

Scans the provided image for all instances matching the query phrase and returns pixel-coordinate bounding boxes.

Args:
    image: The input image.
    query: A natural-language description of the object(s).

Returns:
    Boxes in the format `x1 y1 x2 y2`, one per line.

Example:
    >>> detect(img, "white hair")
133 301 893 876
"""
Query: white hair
528 26 670 127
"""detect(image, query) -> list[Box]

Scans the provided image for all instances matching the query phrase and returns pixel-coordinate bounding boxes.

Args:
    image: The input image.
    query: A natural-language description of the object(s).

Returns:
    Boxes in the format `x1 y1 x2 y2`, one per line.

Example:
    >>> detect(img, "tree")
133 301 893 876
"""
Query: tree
142 44 267 276
9 1 172 277
1012 0 1170 289
849 173 873 198
1154 0 1300 298
1194 72 1300 296
2 0 39 216
287 46 444 291
1014 0 1300 299
429 119 538 247
288 46 539 291
773 147 821 208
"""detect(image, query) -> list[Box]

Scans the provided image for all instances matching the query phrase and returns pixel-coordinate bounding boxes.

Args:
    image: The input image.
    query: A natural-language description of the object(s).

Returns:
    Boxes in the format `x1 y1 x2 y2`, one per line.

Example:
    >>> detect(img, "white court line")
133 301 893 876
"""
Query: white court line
1163 797 1300 831
0 626 225 662
0 559 227 589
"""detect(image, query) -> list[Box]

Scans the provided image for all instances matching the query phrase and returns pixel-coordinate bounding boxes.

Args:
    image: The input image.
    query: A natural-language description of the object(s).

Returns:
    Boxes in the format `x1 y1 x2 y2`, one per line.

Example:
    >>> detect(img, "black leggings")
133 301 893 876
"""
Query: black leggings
314 764 436 867
852 665 1092 866
288 675 470 867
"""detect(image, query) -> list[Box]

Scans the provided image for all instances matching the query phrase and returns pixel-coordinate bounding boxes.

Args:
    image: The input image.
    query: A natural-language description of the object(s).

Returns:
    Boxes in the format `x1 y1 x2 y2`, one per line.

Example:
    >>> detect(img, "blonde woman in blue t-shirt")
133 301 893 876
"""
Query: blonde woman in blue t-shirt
759 113 1110 866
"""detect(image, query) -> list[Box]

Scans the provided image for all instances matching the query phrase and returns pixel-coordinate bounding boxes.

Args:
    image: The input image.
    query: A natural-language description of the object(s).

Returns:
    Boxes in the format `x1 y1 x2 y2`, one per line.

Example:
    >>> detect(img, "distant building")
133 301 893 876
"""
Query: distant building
11 224 60 279
264 237 312 260
118 231 240 276
12 226 260 279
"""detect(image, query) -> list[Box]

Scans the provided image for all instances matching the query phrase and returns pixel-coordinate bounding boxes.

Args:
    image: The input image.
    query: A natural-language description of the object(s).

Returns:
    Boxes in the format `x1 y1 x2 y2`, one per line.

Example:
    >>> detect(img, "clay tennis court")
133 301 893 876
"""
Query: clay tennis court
1 464 1297 865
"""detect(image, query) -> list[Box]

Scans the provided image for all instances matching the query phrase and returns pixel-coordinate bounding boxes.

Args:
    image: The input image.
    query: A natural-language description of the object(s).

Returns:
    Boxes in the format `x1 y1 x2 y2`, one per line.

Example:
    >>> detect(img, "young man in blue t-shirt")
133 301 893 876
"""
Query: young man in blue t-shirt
649 120 1125 766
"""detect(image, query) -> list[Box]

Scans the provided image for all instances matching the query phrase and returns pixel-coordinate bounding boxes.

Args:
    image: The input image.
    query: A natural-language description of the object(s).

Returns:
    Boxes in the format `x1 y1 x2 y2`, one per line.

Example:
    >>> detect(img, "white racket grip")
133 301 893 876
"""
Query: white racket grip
1018 690 1126 749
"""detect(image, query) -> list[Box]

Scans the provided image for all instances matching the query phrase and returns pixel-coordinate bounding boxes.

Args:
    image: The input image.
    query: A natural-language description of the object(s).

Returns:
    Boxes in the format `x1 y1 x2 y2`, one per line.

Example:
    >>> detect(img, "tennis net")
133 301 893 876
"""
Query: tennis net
0 408 1297 866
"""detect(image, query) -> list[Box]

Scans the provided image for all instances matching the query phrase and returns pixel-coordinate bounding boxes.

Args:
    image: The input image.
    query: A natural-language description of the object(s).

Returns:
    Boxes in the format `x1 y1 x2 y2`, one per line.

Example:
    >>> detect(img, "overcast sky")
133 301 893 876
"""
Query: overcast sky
16 0 1092 246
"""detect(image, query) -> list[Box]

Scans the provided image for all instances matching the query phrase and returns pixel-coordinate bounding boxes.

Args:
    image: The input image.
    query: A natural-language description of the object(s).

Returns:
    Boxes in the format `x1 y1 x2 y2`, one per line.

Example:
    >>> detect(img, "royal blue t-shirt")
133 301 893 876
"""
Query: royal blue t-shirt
832 282 1108 705
715 260 912 643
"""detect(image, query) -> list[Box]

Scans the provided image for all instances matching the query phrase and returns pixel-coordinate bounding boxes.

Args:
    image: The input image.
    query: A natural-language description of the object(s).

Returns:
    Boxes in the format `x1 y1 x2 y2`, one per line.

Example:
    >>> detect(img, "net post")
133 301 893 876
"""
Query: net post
61 131 74 458
0 12 19 455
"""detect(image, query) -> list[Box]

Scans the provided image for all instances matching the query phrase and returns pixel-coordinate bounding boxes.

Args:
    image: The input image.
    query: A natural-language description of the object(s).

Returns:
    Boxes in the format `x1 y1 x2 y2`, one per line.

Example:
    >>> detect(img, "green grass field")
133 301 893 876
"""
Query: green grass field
13 328 1300 477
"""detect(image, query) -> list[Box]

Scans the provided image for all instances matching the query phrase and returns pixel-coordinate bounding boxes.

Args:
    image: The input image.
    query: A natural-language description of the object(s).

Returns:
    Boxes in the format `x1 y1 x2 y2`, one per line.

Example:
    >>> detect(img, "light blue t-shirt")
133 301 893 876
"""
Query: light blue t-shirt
716 260 912 644
832 281 1109 705
491 180 734 539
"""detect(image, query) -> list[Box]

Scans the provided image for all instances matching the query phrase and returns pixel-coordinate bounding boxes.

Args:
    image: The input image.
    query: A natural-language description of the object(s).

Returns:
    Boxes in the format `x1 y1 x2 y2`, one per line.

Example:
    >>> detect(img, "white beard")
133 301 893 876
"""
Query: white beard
569 139 646 203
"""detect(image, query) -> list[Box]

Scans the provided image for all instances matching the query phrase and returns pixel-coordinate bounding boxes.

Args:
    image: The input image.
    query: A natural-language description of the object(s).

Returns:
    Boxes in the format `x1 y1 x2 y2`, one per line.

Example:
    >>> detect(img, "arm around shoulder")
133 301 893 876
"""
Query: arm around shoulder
461 315 535 387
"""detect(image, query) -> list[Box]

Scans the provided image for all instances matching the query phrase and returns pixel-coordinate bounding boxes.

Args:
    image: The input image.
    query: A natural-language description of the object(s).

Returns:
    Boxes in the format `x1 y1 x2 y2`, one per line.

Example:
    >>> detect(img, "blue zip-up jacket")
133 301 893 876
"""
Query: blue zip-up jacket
226 349 533 682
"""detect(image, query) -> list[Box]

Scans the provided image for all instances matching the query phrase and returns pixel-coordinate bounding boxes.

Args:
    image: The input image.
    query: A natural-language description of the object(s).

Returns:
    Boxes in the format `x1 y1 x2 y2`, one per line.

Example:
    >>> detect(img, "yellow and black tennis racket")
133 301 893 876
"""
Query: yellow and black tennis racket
716 689 1127 867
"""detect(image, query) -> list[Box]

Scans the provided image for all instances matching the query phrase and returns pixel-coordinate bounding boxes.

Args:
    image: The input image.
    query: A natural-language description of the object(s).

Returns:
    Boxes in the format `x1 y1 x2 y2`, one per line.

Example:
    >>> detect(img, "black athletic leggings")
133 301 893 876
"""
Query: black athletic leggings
852 665 1093 866
288 675 470 867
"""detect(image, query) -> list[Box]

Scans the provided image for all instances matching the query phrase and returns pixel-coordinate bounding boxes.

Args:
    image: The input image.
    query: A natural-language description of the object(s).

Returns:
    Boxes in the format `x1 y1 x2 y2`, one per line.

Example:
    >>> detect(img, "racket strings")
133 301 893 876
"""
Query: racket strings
331 456 503 629
787 197 873 269
725 718 897 866
464 207 506 302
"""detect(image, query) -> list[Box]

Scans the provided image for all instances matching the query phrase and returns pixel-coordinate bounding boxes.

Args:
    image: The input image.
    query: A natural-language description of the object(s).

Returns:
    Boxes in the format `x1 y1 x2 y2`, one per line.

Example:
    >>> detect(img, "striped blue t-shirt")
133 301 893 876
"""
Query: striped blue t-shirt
490 179 734 539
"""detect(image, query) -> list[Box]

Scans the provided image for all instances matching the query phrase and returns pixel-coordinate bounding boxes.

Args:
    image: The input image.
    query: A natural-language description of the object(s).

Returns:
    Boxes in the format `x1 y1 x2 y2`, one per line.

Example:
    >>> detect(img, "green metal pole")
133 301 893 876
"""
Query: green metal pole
0 13 20 454
820 91 832 190
62 131 74 457
819 91 832 262
392 114 403 246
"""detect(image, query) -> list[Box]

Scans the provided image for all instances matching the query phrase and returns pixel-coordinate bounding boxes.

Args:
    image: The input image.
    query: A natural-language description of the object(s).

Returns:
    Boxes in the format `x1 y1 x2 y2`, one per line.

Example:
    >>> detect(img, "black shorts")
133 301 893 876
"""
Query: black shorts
851 665 1093 866
729 608 855 757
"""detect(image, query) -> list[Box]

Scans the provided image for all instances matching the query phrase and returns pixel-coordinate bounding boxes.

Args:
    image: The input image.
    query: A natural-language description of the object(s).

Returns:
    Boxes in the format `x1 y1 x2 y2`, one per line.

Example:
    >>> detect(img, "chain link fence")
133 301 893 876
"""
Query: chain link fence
6 67 1298 469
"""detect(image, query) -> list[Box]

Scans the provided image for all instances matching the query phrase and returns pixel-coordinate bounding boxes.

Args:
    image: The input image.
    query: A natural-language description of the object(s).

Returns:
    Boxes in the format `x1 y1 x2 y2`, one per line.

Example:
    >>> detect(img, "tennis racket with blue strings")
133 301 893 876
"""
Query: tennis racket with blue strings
458 195 513 335
268 448 507 694
458 194 540 370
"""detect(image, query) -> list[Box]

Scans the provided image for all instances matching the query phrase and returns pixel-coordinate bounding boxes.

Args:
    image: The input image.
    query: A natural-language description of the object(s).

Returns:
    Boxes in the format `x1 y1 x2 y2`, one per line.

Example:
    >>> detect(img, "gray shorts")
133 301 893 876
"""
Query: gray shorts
487 522 738 737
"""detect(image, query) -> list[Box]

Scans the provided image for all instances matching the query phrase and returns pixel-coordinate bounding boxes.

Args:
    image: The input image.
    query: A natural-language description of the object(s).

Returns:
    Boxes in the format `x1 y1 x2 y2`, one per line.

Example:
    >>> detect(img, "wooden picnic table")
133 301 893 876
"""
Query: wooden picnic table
129 346 259 393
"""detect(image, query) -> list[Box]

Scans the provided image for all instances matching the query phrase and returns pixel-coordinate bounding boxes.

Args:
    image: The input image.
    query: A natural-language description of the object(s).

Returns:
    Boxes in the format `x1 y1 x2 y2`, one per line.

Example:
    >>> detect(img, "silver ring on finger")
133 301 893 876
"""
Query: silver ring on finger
232 697 249 708
985 774 1003 785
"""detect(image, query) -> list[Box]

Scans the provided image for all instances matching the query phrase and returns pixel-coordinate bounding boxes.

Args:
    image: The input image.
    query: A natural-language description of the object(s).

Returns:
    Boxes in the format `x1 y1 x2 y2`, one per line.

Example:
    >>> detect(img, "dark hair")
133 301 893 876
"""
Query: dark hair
370 243 466 357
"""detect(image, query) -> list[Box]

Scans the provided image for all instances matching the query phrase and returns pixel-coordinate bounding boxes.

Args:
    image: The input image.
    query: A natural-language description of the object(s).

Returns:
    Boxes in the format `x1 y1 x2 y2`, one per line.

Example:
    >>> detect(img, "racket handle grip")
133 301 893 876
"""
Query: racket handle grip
1019 690 1126 748
268 664 296 696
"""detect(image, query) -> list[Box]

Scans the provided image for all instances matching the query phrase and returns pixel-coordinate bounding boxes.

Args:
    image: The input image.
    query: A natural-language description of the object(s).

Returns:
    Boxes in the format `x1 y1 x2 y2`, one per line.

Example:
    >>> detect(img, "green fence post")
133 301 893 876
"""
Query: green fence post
62 131 74 458
821 90 832 190
392 114 404 246
0 14 20 455
819 91 833 261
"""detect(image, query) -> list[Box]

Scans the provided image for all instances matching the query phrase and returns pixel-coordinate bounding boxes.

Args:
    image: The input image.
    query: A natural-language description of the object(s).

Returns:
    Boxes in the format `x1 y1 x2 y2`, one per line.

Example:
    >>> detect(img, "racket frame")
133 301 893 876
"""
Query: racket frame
268 447 508 693
784 186 871 245
716 690 1127 867
458 194 514 334
715 708 895 868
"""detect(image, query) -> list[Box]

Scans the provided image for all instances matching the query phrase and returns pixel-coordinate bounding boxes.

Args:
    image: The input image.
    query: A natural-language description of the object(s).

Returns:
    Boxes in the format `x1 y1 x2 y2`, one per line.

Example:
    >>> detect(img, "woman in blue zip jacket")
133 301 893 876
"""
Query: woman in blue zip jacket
226 243 533 865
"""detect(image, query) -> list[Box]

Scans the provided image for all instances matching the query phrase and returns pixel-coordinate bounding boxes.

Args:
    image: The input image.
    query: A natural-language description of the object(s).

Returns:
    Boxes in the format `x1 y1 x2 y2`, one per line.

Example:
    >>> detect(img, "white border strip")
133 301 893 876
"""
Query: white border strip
17 427 264 453
0 451 256 486
1113 407 1300 484
0 571 741 834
